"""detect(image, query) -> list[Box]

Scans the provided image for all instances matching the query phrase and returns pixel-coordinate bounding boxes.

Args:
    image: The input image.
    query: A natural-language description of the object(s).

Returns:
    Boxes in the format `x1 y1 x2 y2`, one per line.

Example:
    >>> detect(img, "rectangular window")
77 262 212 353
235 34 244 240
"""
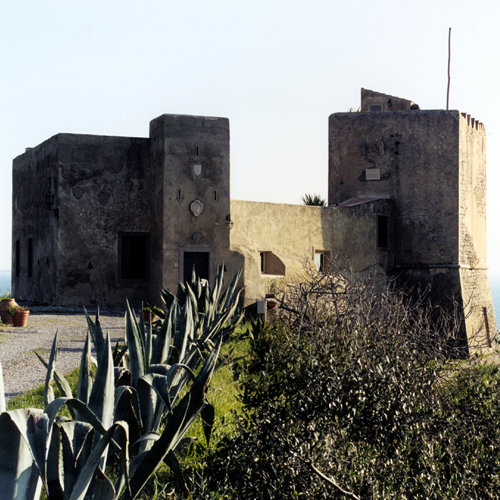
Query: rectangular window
315 251 330 274
27 238 33 278
260 251 285 276
15 240 20 278
119 233 149 280
377 216 389 248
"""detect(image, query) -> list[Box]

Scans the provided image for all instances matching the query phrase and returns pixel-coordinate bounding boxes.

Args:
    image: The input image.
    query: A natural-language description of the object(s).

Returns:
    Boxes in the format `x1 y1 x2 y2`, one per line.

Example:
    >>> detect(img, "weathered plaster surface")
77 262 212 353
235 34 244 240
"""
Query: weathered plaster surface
229 199 393 304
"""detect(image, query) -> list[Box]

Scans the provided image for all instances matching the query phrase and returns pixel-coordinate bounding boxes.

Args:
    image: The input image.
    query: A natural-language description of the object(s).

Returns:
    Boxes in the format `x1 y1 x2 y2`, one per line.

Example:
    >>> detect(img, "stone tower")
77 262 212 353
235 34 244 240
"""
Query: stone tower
148 114 234 297
328 89 496 352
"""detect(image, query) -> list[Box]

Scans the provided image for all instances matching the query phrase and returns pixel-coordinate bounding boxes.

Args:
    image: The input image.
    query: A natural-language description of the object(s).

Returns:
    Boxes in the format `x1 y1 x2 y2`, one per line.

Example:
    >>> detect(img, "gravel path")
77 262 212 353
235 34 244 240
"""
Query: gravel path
0 307 126 401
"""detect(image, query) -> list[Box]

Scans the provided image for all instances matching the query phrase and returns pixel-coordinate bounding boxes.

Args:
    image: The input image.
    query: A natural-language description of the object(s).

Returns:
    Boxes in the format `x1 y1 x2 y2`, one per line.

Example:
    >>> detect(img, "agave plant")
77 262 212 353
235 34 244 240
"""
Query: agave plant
85 265 243 445
0 266 242 500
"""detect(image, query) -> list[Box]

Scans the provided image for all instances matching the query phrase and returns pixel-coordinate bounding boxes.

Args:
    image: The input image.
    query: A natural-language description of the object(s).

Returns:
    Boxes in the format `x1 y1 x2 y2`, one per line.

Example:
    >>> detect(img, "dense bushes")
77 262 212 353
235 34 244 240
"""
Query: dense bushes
190 270 500 499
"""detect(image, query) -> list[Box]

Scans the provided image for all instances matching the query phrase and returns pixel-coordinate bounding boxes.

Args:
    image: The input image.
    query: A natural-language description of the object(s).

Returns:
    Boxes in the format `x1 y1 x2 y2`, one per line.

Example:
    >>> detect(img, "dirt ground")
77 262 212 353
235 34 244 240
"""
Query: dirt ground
0 307 126 401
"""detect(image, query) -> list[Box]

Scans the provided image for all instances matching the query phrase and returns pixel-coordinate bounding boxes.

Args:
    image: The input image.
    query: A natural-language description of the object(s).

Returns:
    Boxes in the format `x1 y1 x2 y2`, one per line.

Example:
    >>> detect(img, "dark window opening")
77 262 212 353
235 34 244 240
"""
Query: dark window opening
15 240 20 278
377 216 389 248
119 233 149 280
28 238 33 278
370 105 382 112
195 145 200 157
184 252 209 282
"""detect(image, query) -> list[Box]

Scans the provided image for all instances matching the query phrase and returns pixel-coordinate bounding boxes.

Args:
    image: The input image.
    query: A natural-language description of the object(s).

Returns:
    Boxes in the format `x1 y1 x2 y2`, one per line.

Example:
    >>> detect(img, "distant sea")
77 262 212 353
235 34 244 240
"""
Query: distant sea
0 271 10 295
490 275 500 326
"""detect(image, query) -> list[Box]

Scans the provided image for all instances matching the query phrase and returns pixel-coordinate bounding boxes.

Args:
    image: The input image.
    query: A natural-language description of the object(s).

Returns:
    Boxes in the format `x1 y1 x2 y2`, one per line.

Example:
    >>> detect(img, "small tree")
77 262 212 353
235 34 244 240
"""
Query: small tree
301 193 326 206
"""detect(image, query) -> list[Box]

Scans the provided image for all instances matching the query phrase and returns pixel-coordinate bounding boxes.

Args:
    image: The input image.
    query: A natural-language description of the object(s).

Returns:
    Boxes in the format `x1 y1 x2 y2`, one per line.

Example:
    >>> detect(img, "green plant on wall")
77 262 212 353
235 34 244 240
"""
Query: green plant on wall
301 193 326 206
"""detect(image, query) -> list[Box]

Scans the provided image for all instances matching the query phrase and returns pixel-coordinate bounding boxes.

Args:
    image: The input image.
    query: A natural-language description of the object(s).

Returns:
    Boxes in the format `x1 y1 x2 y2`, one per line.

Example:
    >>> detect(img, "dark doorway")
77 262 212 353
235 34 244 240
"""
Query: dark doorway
184 252 209 282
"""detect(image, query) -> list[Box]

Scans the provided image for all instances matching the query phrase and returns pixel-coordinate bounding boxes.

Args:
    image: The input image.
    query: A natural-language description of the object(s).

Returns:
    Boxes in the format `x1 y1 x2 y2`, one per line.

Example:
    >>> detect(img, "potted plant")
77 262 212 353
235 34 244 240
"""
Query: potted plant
143 305 163 323
11 305 29 327
0 294 17 324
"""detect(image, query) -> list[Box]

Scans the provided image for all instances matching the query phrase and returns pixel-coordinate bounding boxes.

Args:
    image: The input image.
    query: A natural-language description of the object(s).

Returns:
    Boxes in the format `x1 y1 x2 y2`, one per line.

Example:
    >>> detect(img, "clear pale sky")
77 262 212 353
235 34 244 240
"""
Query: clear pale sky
2 1 500 274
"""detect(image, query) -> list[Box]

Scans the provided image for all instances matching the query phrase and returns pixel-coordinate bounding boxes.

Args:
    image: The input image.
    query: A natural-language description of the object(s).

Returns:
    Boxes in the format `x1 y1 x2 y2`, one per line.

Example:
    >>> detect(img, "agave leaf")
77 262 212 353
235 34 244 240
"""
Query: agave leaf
60 421 95 497
138 303 146 347
146 364 171 376
125 395 191 500
35 351 74 418
167 301 181 363
67 420 129 500
160 287 176 311
45 398 109 438
125 301 145 386
136 380 161 440
151 312 171 365
139 374 173 417
124 338 222 500
132 432 160 446
4 408 49 492
143 312 152 374
221 267 242 311
113 421 133 500
45 421 63 498
145 363 196 413
0 361 5 414
113 340 128 367
114 386 143 447
201 402 215 447
84 307 105 362
90 470 115 500
43 332 59 409
210 264 224 306
0 410 43 500
177 296 194 362
88 334 115 464
76 332 93 419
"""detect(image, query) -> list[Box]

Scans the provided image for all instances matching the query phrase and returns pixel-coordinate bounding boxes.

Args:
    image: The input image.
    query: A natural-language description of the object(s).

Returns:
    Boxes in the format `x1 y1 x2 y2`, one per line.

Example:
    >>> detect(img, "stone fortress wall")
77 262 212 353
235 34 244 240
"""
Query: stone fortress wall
11 88 497 352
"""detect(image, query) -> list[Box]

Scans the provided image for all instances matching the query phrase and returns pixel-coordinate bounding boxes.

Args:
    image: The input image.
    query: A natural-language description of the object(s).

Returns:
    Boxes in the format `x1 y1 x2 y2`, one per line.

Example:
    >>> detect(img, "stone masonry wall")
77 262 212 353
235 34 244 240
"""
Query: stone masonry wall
12 138 60 303
457 114 497 347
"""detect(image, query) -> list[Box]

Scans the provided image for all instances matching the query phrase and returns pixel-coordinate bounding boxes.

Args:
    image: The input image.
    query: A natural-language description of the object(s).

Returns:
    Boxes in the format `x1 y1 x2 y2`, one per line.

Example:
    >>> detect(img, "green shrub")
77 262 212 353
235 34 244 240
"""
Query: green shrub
190 270 500 499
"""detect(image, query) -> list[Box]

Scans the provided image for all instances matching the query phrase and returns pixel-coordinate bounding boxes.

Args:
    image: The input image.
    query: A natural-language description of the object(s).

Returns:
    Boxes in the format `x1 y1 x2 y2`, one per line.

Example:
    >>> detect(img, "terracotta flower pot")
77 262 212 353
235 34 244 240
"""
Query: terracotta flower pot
13 310 29 327
0 298 17 324
143 311 157 323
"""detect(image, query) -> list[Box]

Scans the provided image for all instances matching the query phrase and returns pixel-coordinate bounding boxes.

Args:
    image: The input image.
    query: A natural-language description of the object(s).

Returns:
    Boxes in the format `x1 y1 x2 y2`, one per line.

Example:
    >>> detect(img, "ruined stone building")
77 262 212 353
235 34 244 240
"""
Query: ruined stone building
12 89 497 351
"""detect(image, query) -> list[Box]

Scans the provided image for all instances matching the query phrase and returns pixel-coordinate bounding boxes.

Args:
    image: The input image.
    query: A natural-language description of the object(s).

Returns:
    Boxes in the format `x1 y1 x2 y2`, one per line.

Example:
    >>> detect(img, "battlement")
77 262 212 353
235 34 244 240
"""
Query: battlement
461 112 485 131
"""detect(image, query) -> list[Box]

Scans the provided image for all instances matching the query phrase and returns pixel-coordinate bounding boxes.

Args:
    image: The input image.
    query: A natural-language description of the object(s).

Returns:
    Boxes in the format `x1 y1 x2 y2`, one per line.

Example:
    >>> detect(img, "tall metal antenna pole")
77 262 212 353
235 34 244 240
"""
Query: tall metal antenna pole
446 27 451 110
